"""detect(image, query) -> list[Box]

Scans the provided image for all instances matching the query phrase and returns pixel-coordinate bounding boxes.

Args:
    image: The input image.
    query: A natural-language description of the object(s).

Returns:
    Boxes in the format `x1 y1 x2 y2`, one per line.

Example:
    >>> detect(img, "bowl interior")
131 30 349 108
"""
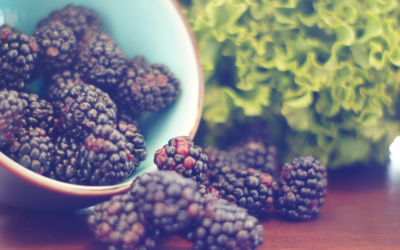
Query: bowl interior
0 0 201 187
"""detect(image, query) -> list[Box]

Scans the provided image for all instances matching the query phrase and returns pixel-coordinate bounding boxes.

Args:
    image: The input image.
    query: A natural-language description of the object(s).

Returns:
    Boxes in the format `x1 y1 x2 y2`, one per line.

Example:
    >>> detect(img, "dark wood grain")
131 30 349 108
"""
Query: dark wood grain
0 163 399 250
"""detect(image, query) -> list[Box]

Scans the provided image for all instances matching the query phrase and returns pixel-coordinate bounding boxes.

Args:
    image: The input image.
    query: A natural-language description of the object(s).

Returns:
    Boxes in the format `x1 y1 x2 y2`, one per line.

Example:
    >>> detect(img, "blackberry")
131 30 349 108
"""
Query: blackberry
274 156 328 220
230 141 278 176
128 170 208 234
0 90 24 146
52 83 117 140
114 56 181 115
213 169 278 215
46 69 84 102
154 136 208 182
18 92 55 137
87 193 160 250
0 25 39 90
82 124 136 185
185 198 264 250
117 109 140 130
38 5 101 39
115 120 147 163
5 127 54 175
47 135 86 184
74 33 127 88
34 21 77 71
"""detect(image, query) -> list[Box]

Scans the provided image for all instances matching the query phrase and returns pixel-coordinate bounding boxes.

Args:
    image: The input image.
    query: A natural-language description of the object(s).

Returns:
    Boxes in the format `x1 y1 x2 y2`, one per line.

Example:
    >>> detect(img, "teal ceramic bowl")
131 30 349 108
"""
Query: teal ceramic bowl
0 0 203 210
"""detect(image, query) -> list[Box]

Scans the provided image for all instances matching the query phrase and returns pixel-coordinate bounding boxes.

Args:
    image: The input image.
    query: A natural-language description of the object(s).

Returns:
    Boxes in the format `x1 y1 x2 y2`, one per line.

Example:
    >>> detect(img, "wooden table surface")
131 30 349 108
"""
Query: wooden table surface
0 162 399 250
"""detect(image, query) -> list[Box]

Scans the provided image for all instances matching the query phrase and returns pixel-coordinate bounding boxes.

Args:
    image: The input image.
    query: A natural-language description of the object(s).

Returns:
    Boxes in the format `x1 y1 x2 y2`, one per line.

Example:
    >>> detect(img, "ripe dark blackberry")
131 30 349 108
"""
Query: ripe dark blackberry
47 135 86 184
34 21 77 71
128 170 208 235
114 56 181 115
213 168 278 215
18 92 55 137
38 5 102 39
230 141 278 176
87 193 160 250
46 69 84 102
74 33 127 88
185 198 264 250
82 124 136 185
0 90 24 146
52 83 117 140
274 156 328 220
117 109 140 131
0 25 39 90
115 120 147 163
5 127 54 175
154 136 208 182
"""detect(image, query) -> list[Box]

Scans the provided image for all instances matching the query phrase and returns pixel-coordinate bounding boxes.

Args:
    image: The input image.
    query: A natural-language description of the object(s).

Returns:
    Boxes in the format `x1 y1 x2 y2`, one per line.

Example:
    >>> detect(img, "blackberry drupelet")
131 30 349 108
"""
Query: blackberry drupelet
82 124 136 185
114 56 181 115
52 83 117 140
5 127 54 175
38 5 102 39
185 198 264 250
87 192 160 250
34 21 77 71
213 169 278 215
128 170 208 235
230 141 278 176
115 120 147 164
19 92 55 138
0 90 24 146
0 25 39 90
74 33 127 88
46 69 84 102
274 156 328 220
154 136 208 182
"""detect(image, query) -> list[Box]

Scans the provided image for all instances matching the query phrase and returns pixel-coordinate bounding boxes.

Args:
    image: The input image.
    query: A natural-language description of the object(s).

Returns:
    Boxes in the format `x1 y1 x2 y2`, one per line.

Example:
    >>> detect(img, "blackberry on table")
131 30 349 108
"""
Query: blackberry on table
87 192 160 250
0 25 39 90
52 83 117 140
5 127 54 175
113 56 181 115
0 90 24 146
185 198 264 250
213 168 278 215
46 69 84 102
81 124 136 186
274 156 328 220
34 21 77 71
154 136 208 182
115 120 147 164
74 33 127 88
38 5 102 39
19 92 55 138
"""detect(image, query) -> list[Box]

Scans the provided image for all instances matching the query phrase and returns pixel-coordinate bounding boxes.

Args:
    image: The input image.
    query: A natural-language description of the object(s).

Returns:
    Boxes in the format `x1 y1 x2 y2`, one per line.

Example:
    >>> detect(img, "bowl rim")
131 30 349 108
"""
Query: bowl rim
0 0 204 198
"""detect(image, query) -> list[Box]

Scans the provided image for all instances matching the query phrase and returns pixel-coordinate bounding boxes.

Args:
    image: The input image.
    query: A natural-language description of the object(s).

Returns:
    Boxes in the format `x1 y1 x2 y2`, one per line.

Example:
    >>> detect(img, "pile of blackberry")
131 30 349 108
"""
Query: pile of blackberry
0 4 183 186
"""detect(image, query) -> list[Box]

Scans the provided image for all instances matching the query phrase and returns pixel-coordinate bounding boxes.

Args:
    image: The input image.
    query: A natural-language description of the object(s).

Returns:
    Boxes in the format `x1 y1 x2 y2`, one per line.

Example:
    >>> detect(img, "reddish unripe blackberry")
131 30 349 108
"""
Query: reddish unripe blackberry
274 156 328 220
74 33 127 88
34 21 77 71
19 92 55 138
185 198 264 250
46 69 84 102
52 83 117 140
0 90 24 146
128 170 208 235
213 169 278 215
114 56 181 115
38 5 102 39
154 136 208 182
5 127 54 175
0 25 39 90
87 193 160 250
82 124 136 186
115 120 147 163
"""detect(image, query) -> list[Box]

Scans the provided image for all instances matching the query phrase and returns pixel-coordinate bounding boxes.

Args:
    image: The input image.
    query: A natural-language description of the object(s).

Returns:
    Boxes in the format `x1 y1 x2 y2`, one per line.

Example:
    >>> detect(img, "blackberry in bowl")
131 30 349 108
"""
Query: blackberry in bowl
0 0 203 210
